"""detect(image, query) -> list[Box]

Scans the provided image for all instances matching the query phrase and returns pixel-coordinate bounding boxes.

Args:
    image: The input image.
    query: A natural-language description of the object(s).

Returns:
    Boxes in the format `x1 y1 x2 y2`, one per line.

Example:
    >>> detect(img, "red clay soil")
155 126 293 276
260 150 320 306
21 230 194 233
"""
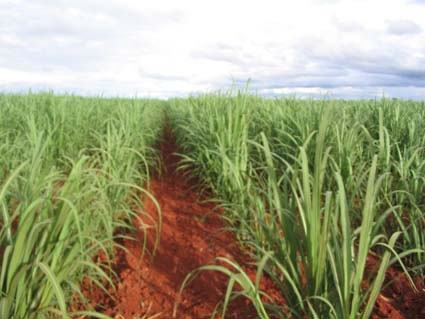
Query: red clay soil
372 267 425 319
78 128 282 319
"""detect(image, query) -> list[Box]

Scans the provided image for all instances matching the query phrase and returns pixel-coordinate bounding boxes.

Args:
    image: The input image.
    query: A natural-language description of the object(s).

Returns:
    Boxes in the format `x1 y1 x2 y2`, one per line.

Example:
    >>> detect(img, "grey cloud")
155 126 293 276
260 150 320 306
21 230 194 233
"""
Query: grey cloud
387 20 422 35
295 42 425 87
218 40 425 97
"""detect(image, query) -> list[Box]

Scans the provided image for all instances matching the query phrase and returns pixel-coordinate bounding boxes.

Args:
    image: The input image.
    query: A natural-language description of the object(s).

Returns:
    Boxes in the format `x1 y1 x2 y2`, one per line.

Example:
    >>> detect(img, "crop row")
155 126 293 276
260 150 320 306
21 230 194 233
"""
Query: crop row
170 92 425 318
0 93 164 318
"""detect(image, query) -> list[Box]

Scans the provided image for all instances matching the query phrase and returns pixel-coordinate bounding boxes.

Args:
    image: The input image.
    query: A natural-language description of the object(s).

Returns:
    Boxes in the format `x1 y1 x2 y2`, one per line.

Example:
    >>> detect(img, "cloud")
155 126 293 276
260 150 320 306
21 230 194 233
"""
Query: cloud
387 19 422 35
0 0 425 99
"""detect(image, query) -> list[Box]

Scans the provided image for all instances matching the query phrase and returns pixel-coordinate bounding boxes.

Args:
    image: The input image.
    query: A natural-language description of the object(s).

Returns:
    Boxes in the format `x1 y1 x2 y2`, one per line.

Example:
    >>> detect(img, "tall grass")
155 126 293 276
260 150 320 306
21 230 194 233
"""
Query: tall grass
171 92 425 318
0 93 164 318
1 90 424 319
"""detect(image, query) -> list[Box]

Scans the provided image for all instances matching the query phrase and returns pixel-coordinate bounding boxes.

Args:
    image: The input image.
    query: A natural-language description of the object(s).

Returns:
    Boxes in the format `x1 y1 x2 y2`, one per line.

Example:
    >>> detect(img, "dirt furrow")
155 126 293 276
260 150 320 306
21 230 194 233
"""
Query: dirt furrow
79 128 281 319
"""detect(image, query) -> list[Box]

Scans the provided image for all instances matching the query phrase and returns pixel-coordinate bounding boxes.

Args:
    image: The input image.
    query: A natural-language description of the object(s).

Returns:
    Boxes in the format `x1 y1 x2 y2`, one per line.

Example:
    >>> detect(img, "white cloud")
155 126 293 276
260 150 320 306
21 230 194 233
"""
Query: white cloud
0 0 424 98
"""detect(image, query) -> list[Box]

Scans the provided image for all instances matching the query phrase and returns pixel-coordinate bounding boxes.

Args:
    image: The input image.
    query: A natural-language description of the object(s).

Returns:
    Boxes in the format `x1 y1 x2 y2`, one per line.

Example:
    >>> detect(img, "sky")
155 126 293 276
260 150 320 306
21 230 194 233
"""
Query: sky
0 0 424 99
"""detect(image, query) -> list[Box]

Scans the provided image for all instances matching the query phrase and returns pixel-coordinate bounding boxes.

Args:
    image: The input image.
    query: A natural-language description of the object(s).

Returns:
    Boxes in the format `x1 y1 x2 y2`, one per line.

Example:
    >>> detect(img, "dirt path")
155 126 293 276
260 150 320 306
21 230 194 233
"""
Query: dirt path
81 127 281 318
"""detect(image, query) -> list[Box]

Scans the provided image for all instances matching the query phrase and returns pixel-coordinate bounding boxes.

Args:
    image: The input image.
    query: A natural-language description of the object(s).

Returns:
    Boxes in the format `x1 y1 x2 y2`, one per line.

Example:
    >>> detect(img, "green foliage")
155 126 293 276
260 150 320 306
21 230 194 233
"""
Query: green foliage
0 93 164 318
171 91 425 318
1 90 424 319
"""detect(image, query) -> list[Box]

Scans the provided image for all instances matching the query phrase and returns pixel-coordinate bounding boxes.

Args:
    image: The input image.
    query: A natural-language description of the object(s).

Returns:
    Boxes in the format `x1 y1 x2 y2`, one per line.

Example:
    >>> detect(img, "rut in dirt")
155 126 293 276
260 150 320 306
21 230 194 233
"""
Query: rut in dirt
83 125 281 319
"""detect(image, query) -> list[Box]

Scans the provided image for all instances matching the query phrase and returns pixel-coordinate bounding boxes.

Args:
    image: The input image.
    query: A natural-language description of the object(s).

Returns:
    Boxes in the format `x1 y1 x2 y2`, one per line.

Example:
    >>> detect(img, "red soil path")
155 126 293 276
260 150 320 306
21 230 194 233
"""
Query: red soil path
80 128 282 318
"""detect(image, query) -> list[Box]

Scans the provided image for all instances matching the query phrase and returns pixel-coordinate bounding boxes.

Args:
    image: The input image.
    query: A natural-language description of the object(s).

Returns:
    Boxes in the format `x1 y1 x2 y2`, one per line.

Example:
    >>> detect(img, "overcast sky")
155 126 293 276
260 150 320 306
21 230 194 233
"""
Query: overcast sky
1 0 424 99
